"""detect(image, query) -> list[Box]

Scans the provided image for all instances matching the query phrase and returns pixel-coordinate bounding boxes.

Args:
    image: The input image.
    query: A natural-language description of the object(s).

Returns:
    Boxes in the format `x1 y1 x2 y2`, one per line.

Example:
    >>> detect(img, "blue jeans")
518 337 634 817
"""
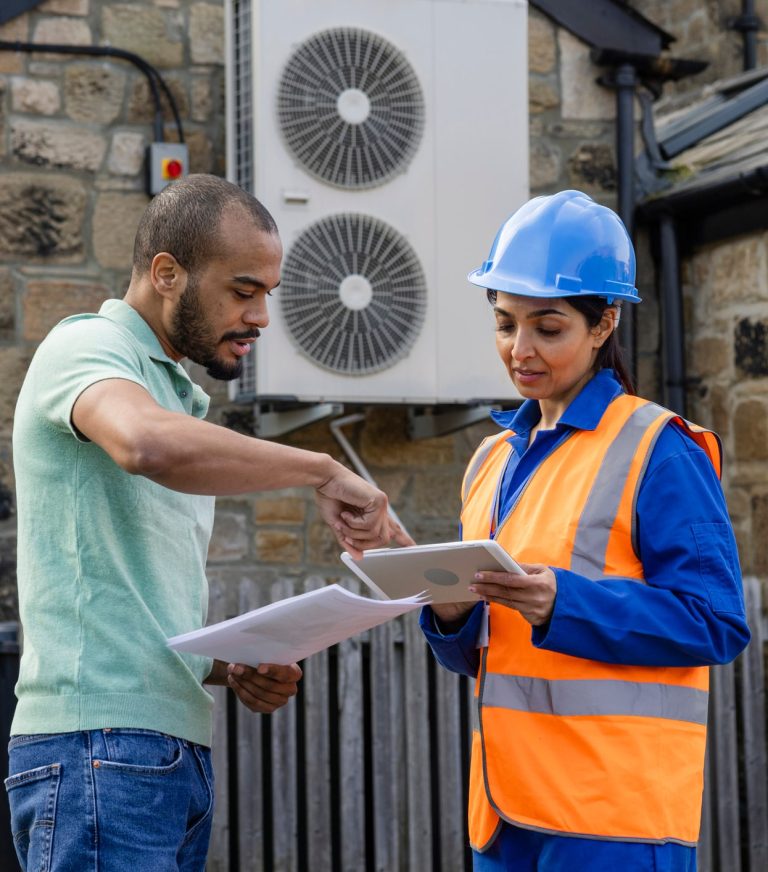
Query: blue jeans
473 822 697 871
5 729 214 872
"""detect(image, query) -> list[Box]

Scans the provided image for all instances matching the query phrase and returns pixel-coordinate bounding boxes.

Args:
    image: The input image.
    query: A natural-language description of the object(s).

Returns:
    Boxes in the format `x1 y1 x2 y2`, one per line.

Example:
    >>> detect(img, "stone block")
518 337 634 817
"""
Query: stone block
33 16 91 46
697 234 768 307
191 75 215 122
0 17 29 74
92 192 149 269
0 348 33 437
64 63 126 124
254 495 307 525
734 318 768 378
307 520 339 568
0 173 86 261
102 5 183 69
529 76 559 114
734 400 768 461
412 472 461 520
182 129 214 174
530 139 561 189
38 0 89 14
11 119 106 171
21 278 110 342
750 493 768 574
208 510 249 562
256 529 303 564
529 10 556 74
11 77 61 115
707 385 730 443
0 268 15 340
691 335 731 379
127 74 188 124
360 407 455 468
558 30 614 120
190 4 225 65
567 143 617 192
107 131 145 176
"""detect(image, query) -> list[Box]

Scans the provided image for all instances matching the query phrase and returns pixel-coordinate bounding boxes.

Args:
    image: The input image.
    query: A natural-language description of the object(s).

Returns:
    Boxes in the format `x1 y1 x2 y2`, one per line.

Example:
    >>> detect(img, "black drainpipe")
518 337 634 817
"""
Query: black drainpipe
657 214 686 415
614 63 638 380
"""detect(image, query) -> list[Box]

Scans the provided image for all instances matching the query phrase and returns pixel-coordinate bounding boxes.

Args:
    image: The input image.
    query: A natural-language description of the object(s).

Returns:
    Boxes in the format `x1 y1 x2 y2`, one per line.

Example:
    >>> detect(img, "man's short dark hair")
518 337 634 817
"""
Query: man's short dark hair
132 174 278 276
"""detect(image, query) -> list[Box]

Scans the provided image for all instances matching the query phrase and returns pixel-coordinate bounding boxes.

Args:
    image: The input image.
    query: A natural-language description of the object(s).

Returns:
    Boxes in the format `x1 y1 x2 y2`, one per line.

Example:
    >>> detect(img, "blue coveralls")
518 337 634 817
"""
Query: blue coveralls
421 369 751 871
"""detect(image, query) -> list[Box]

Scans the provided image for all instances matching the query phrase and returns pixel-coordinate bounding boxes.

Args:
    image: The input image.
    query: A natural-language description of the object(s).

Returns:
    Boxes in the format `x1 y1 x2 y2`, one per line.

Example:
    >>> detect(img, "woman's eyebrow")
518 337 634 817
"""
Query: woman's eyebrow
493 306 567 318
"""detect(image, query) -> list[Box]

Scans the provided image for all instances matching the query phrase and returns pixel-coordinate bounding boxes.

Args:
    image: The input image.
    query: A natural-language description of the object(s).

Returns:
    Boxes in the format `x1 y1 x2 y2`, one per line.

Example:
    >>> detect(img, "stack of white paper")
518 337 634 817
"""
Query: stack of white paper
167 584 428 666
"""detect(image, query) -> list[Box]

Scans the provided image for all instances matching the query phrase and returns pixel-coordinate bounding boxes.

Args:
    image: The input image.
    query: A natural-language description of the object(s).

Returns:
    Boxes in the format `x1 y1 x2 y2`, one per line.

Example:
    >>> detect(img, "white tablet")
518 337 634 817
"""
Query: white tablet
340 539 523 604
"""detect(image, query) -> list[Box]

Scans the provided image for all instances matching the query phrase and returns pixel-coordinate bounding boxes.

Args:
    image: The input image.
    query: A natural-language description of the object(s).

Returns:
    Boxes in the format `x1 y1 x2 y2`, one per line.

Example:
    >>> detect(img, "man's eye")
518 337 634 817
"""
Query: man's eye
234 290 253 300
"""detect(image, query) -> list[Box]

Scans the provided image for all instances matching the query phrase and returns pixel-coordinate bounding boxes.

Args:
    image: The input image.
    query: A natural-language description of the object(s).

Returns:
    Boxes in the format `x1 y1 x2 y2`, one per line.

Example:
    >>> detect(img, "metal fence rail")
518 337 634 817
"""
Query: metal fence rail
206 575 768 872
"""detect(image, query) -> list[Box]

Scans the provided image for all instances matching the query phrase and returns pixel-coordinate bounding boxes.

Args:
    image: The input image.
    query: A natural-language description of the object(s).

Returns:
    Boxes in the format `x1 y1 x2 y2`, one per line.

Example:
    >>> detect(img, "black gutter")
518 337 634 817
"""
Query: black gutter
640 164 768 219
0 41 184 144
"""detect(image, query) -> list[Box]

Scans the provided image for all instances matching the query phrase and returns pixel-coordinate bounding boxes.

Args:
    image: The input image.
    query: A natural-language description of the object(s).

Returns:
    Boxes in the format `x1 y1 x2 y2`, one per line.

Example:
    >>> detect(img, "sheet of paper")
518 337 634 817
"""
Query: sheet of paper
167 584 429 666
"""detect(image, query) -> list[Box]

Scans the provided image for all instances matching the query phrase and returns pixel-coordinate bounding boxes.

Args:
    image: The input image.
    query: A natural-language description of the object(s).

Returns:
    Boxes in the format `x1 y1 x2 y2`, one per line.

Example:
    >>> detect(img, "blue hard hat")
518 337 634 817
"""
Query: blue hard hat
468 190 640 304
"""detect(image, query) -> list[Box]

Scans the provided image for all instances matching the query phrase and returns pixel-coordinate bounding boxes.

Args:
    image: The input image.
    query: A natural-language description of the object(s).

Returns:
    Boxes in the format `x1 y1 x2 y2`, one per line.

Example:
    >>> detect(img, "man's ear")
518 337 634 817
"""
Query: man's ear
150 252 187 301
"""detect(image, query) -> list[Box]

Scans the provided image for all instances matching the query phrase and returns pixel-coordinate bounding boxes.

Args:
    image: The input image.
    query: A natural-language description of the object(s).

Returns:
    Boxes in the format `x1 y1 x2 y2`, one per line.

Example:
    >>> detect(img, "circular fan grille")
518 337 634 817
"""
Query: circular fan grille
277 27 425 189
281 213 427 375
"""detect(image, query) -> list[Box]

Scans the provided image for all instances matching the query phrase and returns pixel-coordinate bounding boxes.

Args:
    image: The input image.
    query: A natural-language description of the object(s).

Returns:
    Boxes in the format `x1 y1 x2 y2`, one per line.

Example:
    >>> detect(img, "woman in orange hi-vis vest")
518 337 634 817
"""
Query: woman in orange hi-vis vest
420 191 750 872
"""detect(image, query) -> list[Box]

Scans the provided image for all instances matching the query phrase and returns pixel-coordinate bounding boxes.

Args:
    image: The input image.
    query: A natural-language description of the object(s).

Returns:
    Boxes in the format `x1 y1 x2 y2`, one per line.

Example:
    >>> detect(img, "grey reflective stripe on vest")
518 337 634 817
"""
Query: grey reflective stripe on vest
570 402 671 580
483 673 709 725
462 432 509 503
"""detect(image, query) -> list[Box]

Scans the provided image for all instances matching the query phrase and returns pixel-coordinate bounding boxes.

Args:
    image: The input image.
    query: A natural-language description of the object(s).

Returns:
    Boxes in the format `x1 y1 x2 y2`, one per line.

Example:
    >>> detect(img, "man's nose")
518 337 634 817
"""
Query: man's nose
244 297 269 328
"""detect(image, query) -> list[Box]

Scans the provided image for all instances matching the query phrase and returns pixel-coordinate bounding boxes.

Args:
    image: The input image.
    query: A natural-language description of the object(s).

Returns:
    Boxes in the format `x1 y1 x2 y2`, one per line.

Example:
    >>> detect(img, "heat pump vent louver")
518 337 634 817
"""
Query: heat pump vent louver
280 213 427 375
277 27 425 189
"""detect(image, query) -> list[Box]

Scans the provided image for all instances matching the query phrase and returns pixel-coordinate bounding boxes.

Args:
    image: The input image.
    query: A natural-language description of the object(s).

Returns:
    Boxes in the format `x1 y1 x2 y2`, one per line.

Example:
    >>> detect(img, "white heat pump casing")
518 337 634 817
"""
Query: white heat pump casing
226 0 529 404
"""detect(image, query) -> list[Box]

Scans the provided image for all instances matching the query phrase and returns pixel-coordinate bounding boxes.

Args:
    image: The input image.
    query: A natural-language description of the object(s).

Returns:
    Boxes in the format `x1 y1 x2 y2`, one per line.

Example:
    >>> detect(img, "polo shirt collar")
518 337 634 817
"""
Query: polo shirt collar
490 368 624 436
99 299 178 365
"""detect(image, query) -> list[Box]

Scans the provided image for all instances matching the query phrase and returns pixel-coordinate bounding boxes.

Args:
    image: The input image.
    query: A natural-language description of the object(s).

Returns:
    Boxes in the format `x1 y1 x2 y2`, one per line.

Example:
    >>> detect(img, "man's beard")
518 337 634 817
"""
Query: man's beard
169 275 253 381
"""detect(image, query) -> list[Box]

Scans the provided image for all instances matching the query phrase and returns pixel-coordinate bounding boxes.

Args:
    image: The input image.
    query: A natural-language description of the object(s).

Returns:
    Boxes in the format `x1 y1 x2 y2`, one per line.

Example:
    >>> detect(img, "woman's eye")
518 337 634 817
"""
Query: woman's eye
538 326 561 336
496 323 514 334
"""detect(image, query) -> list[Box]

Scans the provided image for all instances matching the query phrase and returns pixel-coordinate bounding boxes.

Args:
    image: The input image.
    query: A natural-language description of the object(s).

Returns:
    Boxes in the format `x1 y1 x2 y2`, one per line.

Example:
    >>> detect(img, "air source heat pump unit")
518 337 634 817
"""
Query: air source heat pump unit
225 0 528 405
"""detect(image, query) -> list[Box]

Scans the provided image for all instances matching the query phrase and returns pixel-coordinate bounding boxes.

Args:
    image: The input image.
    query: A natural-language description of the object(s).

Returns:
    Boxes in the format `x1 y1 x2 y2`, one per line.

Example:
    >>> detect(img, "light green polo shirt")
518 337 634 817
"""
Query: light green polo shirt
12 299 216 746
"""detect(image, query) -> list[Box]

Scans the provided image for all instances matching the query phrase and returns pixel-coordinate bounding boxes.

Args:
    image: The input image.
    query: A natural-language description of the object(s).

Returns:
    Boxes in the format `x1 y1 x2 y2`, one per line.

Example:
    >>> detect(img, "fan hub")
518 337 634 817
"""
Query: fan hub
339 274 373 311
336 88 371 126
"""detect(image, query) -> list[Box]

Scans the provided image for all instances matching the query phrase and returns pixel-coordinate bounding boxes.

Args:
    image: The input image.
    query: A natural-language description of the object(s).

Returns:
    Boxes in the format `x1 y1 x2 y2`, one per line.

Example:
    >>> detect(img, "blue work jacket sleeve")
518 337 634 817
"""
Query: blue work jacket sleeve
532 425 751 667
419 602 484 677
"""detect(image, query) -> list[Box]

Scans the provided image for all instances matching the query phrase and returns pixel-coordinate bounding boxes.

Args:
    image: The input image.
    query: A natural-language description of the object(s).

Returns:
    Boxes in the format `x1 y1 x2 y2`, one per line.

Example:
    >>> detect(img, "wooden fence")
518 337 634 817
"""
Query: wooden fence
205 575 767 872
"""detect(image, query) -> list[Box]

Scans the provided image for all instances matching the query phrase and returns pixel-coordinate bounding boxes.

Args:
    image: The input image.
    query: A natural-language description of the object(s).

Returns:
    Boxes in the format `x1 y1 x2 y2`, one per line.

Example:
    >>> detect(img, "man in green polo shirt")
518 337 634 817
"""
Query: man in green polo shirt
7 174 411 871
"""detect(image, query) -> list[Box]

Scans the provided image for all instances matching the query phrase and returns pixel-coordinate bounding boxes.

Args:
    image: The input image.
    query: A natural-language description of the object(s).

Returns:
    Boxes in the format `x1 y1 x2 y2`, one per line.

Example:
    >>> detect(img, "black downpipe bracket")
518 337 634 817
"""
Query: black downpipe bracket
728 0 761 72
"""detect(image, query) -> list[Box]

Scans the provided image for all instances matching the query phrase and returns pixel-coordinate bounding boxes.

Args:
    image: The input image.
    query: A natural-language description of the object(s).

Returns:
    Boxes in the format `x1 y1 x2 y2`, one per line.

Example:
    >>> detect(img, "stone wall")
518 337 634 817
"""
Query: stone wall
684 233 768 579
0 1 766 619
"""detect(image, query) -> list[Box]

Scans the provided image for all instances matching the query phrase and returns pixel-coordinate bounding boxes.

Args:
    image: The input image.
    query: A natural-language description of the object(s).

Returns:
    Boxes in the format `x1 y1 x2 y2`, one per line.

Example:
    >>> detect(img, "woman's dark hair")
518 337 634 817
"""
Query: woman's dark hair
486 289 635 395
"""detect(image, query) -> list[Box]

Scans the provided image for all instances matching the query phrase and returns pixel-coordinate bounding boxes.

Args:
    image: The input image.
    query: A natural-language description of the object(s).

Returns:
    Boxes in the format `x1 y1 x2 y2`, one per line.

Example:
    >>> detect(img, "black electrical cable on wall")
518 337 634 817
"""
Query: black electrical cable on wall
0 40 184 144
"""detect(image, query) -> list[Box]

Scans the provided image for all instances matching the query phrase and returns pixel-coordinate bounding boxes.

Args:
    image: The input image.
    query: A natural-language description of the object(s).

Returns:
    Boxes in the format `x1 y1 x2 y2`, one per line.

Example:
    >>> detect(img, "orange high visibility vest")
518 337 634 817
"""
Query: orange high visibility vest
461 394 721 851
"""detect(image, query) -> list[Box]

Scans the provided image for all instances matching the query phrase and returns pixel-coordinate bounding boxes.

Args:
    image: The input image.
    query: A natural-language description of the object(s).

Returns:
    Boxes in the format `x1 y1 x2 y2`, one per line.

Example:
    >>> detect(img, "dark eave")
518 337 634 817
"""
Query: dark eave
0 0 43 27
529 0 675 55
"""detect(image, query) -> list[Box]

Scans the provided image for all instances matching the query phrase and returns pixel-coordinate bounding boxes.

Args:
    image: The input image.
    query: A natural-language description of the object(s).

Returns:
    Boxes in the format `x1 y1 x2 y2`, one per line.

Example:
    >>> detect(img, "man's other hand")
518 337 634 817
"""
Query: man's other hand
226 662 302 713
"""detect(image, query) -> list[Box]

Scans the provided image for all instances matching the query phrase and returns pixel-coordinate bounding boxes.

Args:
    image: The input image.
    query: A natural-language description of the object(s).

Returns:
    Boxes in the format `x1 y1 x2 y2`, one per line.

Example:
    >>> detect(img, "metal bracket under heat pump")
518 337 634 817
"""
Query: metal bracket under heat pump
251 402 343 438
406 405 498 439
